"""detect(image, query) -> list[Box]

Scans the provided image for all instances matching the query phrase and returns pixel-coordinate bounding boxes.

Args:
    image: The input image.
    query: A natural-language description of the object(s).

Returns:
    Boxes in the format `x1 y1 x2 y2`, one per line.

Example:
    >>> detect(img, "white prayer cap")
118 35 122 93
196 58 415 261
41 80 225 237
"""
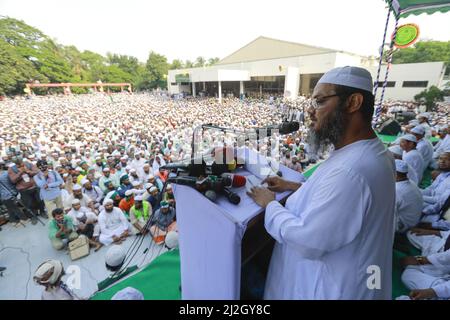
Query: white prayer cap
408 120 419 126
111 287 144 300
34 259 64 285
144 183 153 189
134 195 143 201
166 184 172 190
410 126 425 136
105 245 126 270
103 167 110 172
75 167 82 172
71 199 81 205
165 231 179 249
120 156 127 160
125 165 132 171
63 173 69 178
148 174 155 179
317 66 373 93
130 168 136 173
401 134 417 143
131 181 140 187
72 184 82 191
149 186 157 193
388 145 403 156
125 190 133 196
395 159 408 173
418 113 429 119
103 198 114 205
81 178 89 185
95 156 101 160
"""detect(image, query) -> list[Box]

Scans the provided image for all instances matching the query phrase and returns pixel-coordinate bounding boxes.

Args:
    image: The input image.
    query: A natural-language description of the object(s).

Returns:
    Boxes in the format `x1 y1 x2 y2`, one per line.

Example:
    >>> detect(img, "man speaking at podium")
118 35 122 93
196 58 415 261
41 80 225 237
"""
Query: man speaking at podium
248 66 395 300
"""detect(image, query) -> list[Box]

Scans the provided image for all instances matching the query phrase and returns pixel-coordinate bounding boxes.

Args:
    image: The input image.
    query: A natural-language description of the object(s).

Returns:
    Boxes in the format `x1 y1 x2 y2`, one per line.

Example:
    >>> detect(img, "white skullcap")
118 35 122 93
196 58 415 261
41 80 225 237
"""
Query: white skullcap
149 186 157 192
111 287 144 300
125 166 132 171
71 199 81 205
95 156 101 160
105 245 126 268
72 184 82 191
34 259 64 285
63 173 69 178
130 168 136 173
81 178 89 185
166 184 172 190
165 231 179 249
103 167 110 172
401 134 417 143
388 145 403 156
134 195 143 201
131 181 140 187
120 156 127 160
395 159 408 173
148 174 154 179
318 66 373 93
418 113 429 119
103 198 114 205
125 190 133 196
410 126 425 136
75 167 82 171
144 183 153 190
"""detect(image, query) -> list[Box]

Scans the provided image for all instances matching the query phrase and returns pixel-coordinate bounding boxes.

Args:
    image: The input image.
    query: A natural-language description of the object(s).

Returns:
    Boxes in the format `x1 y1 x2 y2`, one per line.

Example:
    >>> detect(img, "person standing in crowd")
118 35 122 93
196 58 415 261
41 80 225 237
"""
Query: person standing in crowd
34 160 64 218
248 66 396 299
8 157 46 218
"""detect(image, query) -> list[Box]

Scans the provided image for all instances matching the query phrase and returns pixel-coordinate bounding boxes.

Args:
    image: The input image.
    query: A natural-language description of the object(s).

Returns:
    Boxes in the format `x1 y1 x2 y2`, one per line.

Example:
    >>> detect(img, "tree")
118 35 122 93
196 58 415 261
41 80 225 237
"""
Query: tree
144 51 169 89
194 56 206 67
170 59 184 70
184 60 194 68
414 86 445 112
207 57 220 66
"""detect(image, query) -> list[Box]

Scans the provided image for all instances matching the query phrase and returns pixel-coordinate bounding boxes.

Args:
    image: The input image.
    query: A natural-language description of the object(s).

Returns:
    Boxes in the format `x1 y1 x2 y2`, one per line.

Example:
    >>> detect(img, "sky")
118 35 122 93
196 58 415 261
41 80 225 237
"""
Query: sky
0 0 449 63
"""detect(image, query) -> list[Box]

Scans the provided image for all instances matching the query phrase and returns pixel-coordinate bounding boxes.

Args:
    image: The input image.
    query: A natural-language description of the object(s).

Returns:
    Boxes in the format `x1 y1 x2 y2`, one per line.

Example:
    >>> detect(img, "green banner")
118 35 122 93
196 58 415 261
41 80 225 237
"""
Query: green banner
175 73 190 83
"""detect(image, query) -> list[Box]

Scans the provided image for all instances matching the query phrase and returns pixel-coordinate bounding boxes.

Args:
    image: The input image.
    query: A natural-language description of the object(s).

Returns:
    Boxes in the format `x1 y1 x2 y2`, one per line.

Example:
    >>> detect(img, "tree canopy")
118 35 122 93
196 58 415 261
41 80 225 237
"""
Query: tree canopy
0 17 221 96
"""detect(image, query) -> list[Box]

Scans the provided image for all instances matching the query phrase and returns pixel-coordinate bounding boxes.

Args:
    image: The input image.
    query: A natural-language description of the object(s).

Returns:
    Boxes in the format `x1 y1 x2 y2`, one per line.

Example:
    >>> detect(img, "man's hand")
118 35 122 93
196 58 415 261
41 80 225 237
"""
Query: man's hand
409 288 437 300
247 186 275 208
120 230 129 238
400 256 419 268
262 176 300 193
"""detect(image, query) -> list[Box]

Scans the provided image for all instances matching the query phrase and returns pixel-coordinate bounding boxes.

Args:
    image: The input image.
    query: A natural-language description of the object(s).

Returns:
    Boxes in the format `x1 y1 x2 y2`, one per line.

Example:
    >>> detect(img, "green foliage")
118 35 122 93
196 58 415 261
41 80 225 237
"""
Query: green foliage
390 41 450 73
0 16 223 95
414 85 445 111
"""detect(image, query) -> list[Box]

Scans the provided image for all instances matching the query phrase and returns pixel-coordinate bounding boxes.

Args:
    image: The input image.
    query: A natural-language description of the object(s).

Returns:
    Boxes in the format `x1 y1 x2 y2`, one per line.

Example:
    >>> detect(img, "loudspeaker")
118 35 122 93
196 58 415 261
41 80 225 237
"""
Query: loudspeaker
377 119 401 136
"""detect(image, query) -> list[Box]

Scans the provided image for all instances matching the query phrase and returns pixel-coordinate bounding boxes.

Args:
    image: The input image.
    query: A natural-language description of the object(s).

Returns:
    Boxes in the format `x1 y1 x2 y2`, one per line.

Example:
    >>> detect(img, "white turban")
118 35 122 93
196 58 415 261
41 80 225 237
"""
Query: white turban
34 260 64 285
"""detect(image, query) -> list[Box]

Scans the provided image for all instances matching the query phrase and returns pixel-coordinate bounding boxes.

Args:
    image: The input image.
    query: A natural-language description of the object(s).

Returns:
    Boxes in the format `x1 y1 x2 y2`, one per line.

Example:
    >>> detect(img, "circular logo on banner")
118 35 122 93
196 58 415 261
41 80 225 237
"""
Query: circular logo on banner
393 23 420 48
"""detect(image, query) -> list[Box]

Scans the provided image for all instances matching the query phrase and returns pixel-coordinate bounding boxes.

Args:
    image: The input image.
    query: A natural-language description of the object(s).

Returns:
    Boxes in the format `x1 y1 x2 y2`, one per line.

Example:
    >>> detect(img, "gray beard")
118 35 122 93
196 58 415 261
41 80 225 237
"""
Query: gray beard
306 102 347 154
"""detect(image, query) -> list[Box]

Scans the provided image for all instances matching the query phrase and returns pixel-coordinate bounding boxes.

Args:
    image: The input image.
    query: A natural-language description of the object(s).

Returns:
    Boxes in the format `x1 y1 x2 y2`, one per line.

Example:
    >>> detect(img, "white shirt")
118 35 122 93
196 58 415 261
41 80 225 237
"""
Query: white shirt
98 207 129 238
416 138 434 167
395 180 424 233
264 138 396 300
433 135 450 159
67 207 98 228
403 149 425 184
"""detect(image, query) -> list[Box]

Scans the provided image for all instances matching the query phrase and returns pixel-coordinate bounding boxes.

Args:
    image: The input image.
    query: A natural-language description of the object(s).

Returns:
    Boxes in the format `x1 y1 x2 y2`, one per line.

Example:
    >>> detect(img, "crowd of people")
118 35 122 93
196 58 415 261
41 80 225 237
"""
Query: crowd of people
0 87 449 300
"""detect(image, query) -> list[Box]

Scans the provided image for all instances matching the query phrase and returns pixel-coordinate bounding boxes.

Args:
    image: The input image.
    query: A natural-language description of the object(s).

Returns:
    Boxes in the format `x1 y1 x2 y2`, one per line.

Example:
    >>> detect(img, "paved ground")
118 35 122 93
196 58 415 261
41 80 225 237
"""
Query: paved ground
0 218 167 300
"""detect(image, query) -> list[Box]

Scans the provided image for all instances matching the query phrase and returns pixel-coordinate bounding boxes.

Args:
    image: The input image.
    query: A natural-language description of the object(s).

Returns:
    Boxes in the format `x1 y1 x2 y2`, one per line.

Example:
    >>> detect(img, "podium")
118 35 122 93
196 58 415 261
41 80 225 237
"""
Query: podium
173 149 304 299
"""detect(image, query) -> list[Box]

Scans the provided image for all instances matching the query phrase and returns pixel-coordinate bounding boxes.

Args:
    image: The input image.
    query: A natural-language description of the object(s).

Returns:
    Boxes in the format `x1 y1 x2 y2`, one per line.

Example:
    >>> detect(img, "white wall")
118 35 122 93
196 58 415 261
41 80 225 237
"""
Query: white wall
368 62 445 101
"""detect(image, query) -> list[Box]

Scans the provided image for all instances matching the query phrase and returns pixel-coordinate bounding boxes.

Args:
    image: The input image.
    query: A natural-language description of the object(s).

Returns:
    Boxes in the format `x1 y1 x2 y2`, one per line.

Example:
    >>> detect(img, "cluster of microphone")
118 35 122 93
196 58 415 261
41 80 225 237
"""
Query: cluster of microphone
167 173 246 205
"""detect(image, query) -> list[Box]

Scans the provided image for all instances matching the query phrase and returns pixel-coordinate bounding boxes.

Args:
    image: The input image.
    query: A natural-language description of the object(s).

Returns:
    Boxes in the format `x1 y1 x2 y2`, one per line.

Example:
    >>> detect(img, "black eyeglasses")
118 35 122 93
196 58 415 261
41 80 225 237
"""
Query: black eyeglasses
310 94 342 110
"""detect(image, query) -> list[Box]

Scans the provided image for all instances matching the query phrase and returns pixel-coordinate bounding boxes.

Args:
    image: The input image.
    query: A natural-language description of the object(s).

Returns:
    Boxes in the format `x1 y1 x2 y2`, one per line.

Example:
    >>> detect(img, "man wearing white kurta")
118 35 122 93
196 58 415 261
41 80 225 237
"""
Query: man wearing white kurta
98 199 132 245
394 160 423 233
411 125 433 168
248 66 396 300
401 134 425 184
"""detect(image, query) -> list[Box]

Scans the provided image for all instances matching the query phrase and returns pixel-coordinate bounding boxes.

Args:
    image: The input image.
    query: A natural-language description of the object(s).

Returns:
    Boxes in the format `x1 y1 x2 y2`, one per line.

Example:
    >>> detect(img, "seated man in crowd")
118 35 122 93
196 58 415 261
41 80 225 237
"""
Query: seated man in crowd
48 208 79 250
389 145 419 185
163 184 175 208
98 199 131 245
431 125 449 169
150 201 176 245
81 178 104 212
400 134 425 184
410 125 434 169
394 160 423 233
65 184 97 213
119 189 135 217
400 227 450 300
67 199 102 251
129 195 152 235
117 174 133 198
146 186 160 211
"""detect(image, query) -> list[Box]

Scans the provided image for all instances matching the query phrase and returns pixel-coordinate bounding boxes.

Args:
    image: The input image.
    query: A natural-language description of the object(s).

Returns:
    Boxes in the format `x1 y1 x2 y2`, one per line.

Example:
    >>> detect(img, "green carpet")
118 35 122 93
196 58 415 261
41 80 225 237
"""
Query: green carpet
91 249 181 300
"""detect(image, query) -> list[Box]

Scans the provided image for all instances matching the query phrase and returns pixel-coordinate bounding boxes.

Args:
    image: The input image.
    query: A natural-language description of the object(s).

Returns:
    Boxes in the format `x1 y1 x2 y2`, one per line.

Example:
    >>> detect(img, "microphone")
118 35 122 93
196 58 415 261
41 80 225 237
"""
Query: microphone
222 188 241 205
254 121 300 138
221 173 247 188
